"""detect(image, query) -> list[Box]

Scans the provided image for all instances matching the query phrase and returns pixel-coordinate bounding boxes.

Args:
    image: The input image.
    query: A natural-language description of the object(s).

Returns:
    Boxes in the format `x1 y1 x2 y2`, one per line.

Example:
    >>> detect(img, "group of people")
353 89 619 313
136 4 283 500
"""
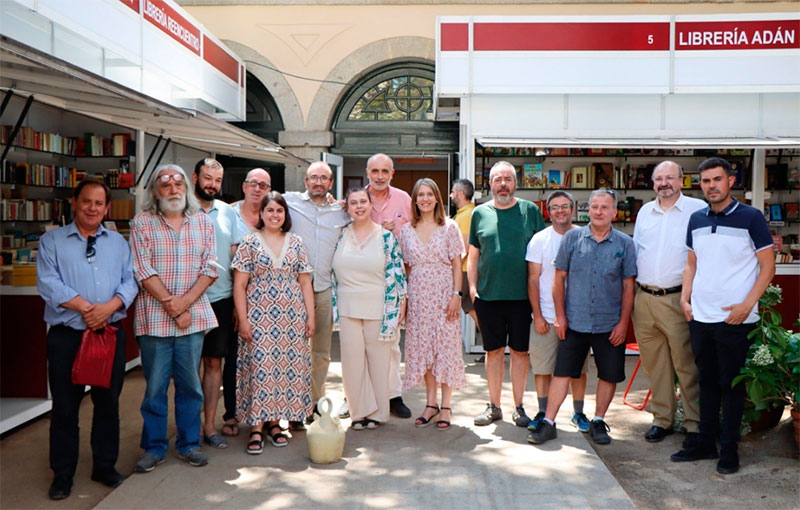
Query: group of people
467 158 773 480
37 151 773 501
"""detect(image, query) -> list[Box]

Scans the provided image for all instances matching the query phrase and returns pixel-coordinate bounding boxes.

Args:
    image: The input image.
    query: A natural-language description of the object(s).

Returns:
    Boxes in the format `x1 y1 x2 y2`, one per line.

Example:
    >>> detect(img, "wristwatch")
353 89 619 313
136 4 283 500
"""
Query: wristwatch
453 290 463 297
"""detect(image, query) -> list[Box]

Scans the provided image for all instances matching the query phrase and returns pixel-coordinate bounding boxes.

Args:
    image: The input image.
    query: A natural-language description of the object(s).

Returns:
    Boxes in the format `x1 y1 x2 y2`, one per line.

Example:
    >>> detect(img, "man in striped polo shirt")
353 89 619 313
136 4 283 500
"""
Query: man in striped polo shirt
670 157 775 475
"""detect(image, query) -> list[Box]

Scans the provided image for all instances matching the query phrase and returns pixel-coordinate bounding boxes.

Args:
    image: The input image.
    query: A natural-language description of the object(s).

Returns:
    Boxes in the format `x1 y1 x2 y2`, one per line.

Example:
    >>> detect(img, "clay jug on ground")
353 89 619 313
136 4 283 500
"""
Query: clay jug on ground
306 396 345 464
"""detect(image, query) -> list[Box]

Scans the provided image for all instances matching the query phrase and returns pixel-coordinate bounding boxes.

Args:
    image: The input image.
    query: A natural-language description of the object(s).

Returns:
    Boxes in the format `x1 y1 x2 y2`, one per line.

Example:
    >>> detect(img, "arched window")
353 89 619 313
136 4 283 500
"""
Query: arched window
333 62 455 154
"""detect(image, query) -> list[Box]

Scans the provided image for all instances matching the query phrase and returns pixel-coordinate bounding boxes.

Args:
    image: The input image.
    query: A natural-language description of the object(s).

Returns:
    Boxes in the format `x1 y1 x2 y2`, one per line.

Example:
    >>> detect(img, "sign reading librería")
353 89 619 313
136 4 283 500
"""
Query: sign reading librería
676 20 798 50
140 0 201 56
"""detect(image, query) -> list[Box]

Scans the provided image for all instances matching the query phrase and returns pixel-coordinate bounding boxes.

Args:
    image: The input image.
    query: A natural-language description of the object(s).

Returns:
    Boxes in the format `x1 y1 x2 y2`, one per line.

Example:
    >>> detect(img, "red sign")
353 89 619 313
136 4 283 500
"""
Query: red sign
203 36 240 85
471 22 670 51
118 0 139 13
441 23 469 51
675 19 800 50
142 0 201 56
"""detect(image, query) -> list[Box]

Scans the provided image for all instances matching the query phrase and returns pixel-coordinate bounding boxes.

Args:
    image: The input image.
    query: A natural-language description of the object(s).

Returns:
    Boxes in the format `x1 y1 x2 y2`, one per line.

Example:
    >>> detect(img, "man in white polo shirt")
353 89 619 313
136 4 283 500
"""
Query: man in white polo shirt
633 161 706 444
671 157 774 475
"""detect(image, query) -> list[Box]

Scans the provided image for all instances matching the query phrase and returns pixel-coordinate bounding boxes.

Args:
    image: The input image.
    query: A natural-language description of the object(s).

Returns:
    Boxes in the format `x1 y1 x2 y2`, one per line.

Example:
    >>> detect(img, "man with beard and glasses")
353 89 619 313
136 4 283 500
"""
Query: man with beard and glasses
284 162 350 427
632 161 706 444
671 157 774 475
468 161 544 427
130 164 218 472
192 158 242 447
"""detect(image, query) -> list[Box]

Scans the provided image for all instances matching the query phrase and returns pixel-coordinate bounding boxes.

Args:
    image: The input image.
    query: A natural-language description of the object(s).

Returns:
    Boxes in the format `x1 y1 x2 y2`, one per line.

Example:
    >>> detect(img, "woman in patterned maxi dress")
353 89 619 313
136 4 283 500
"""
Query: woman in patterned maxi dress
399 178 467 430
232 192 315 453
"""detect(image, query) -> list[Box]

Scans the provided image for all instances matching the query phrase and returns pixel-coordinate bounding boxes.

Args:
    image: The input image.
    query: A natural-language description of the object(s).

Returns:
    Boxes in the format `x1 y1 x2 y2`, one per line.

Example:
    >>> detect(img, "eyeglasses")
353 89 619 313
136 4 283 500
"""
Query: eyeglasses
653 176 680 184
245 181 270 190
307 175 331 182
549 204 573 212
156 173 185 185
601 189 616 197
86 235 96 263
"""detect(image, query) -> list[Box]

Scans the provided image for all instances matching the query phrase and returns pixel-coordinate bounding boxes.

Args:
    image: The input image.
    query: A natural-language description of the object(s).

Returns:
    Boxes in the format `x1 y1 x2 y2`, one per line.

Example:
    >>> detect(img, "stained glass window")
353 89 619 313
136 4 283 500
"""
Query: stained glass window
347 74 434 122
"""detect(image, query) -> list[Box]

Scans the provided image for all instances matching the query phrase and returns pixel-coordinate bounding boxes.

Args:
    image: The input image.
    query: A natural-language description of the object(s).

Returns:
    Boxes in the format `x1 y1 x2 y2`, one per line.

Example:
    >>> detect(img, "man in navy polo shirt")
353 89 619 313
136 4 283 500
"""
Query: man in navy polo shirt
670 157 774 474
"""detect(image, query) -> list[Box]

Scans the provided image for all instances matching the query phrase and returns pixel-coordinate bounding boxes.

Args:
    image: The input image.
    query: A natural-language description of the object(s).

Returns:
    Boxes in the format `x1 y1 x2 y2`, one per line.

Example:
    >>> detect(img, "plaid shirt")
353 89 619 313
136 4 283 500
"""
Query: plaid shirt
130 210 218 337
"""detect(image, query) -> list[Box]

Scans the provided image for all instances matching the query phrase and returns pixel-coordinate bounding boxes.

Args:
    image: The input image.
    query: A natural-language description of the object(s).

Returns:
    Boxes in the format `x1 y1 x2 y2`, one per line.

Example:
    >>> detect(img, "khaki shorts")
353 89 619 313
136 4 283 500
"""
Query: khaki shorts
529 321 589 375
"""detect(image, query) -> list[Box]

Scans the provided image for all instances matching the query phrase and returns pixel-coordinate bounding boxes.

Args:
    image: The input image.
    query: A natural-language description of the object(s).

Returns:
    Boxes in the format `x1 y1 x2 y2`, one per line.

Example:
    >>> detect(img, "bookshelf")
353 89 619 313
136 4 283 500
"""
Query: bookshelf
474 146 800 255
0 97 141 433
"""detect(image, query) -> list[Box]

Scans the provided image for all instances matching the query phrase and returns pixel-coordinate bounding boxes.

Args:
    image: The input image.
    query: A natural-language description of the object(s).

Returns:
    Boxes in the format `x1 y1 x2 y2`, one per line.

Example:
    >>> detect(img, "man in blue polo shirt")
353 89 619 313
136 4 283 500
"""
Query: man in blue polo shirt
527 188 636 446
670 157 774 474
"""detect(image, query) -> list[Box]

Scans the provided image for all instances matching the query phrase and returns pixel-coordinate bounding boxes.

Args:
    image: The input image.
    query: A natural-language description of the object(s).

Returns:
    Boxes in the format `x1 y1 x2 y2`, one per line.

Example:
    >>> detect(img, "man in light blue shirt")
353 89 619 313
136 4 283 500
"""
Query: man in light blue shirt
285 161 350 424
192 158 242 446
37 180 138 500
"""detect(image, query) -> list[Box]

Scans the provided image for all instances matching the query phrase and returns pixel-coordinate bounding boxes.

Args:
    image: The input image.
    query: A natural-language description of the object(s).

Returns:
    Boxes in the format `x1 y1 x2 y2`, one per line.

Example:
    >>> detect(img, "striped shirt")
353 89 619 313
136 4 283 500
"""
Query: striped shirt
686 199 773 324
130 210 218 337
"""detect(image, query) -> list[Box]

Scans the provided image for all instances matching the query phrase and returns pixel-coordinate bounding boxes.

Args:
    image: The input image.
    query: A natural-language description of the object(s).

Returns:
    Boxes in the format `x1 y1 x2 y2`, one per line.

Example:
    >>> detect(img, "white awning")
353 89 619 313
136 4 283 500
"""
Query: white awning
0 36 308 166
477 137 800 149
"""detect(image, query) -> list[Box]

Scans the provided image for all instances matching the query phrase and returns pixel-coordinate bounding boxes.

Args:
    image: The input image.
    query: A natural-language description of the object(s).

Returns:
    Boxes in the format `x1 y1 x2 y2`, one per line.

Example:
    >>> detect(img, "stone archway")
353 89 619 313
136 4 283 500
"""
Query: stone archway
306 36 435 134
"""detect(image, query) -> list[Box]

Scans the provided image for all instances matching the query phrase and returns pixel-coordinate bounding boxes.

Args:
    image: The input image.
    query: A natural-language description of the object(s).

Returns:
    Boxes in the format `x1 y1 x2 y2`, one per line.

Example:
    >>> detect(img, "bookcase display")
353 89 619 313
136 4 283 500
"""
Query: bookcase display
1 98 137 268
474 145 800 252
0 97 140 433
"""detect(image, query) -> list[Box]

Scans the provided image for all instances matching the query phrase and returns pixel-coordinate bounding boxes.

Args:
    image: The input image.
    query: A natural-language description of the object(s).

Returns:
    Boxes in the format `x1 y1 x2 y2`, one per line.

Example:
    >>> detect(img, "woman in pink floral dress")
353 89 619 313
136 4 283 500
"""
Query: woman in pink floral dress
399 178 467 430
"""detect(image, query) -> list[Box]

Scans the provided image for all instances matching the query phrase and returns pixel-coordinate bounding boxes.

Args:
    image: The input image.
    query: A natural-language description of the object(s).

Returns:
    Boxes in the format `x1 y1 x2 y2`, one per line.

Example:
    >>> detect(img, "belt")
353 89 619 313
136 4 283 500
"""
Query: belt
638 284 682 296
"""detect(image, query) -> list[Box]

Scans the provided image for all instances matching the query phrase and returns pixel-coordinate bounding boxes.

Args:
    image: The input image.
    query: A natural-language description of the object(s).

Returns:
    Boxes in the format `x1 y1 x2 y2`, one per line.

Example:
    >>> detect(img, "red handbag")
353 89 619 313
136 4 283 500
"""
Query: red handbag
71 325 118 389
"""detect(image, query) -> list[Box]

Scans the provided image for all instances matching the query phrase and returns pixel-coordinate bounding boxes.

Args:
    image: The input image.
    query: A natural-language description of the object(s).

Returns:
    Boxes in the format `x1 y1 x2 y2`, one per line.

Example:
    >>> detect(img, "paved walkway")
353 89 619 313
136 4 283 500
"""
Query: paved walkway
96 358 633 509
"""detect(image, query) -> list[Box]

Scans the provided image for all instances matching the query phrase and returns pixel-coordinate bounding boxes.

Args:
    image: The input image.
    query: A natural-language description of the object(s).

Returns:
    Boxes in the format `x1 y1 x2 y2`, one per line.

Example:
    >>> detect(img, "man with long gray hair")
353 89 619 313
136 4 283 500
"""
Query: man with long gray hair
130 163 218 472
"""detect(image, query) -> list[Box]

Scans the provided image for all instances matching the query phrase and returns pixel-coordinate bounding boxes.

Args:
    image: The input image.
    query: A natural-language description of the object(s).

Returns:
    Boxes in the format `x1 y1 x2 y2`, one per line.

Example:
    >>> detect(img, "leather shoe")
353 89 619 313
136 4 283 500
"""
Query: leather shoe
670 444 719 462
717 444 740 474
389 397 412 418
644 425 674 442
48 477 72 500
91 469 126 488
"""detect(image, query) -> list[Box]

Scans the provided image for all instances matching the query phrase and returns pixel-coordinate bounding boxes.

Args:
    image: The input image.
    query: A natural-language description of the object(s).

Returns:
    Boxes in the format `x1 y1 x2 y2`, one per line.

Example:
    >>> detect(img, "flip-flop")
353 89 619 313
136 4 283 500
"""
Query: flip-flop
221 423 239 437
203 434 229 449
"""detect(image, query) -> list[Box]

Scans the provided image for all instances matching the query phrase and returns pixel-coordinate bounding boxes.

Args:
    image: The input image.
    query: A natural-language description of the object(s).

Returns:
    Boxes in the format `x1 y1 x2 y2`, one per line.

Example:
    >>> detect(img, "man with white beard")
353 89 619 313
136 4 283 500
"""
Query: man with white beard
129 164 219 472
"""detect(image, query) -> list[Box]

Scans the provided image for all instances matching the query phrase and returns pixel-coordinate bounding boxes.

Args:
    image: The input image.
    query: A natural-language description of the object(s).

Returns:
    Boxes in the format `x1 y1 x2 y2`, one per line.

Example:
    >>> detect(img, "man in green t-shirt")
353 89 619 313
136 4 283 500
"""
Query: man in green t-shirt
468 161 545 427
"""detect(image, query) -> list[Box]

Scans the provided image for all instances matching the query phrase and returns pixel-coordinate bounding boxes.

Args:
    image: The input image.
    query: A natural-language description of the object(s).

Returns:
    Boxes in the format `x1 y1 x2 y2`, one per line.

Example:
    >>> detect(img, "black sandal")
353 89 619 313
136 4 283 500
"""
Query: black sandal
415 405 440 428
436 407 452 430
268 424 289 447
246 431 264 455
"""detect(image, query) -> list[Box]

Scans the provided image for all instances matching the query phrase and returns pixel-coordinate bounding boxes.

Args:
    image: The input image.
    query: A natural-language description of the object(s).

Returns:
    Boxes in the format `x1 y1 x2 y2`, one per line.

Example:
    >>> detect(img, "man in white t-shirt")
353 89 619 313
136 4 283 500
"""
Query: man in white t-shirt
525 190 590 433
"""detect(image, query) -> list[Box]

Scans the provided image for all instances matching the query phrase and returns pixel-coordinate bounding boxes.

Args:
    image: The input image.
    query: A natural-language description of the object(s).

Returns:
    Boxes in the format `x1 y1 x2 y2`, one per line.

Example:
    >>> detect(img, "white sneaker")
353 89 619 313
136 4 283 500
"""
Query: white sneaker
338 399 350 419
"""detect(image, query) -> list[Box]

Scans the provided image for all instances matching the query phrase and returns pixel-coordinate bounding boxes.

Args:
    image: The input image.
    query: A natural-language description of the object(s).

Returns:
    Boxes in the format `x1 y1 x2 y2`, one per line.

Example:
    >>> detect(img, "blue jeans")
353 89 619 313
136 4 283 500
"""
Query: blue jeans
137 333 204 457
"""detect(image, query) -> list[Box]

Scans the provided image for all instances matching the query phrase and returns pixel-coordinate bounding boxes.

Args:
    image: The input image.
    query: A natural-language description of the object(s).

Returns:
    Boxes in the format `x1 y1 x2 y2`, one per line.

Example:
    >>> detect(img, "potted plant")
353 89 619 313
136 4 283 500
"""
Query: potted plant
733 284 800 440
